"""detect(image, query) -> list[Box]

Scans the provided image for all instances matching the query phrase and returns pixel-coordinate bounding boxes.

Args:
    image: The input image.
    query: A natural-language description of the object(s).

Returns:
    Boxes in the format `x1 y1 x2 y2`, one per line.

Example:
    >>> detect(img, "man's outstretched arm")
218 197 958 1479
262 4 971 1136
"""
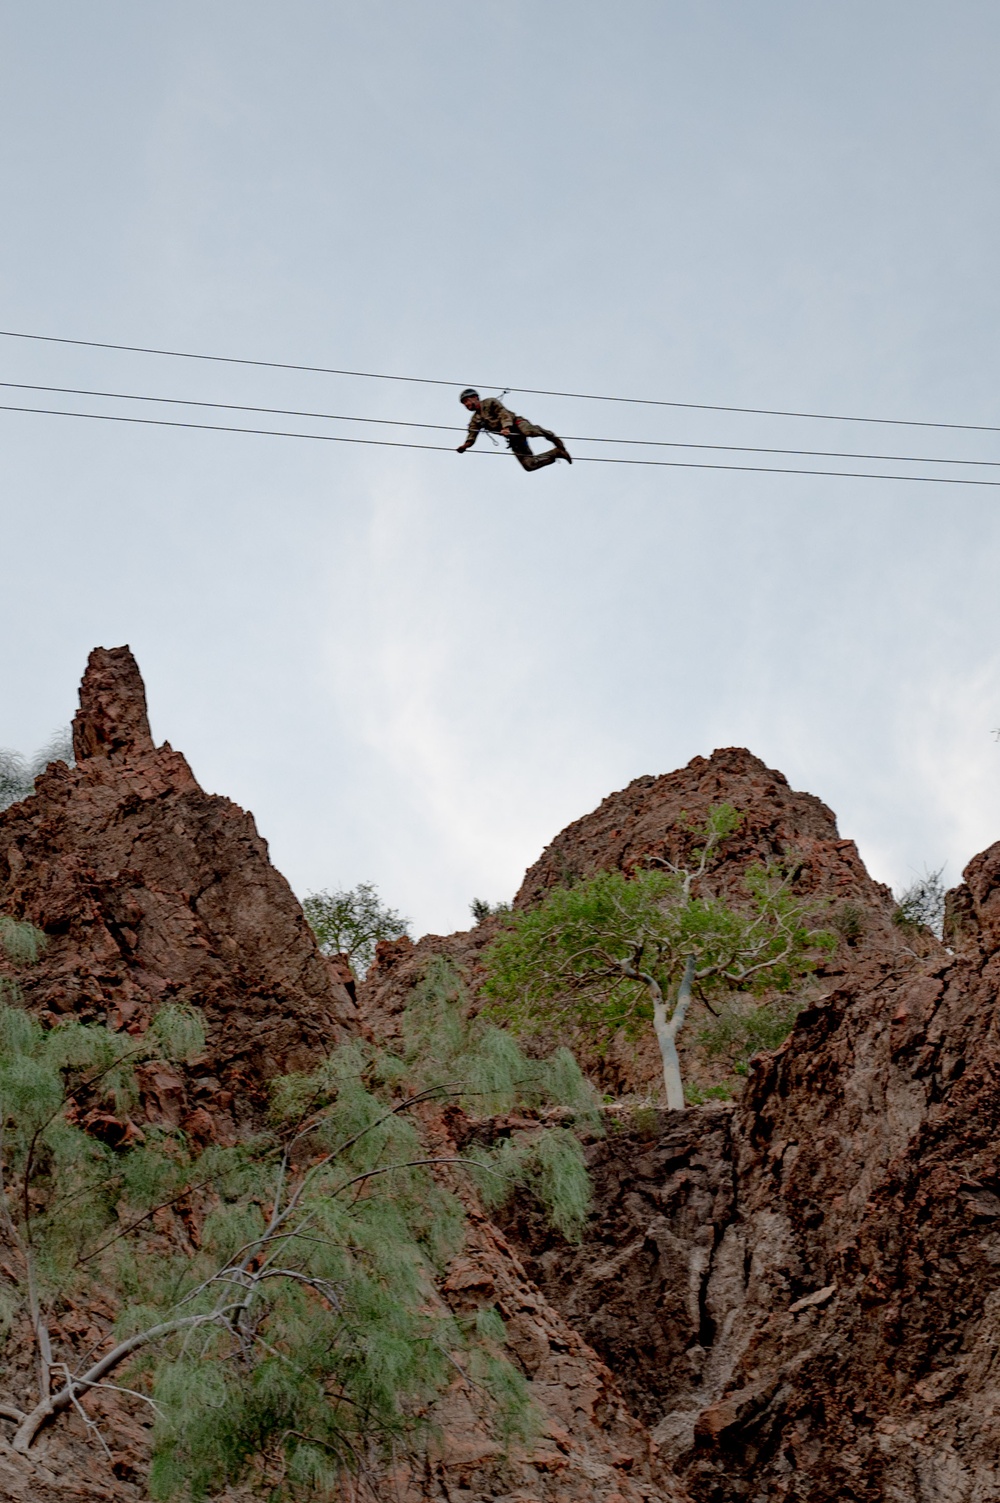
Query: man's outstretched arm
457 415 481 453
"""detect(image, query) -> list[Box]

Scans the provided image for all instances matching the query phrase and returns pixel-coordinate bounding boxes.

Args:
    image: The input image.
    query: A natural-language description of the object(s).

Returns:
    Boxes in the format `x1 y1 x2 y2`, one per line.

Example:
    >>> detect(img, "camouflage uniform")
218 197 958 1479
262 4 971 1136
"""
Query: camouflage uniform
463 397 568 471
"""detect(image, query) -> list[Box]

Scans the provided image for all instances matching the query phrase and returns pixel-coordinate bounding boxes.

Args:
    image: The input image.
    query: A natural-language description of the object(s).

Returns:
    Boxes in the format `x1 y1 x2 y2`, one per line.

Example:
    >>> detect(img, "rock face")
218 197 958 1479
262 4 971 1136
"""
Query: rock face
515 747 889 916
5 654 999 1503
501 932 1000 1502
486 761 1000 1503
386 1118 693 1503
0 648 694 1503
946 836 1000 959
363 748 907 1100
361 750 1000 1501
0 646 357 1135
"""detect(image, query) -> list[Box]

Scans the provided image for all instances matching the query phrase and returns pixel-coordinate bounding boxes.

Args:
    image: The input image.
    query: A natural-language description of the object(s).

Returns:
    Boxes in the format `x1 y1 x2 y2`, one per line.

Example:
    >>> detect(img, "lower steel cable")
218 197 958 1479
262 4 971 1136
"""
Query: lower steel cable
2 402 1000 486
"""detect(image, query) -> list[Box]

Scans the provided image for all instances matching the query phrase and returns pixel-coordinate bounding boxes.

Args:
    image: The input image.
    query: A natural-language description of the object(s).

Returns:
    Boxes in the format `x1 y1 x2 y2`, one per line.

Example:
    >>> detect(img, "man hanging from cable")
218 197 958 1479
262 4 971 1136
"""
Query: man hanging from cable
456 389 572 471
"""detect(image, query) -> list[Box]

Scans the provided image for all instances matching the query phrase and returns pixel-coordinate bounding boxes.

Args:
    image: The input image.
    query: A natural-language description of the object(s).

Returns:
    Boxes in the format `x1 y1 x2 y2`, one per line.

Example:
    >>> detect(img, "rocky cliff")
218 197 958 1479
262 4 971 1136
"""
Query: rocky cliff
2 647 998 1502
491 774 1000 1502
0 647 357 1145
361 747 909 1097
0 648 690 1503
363 751 1000 1502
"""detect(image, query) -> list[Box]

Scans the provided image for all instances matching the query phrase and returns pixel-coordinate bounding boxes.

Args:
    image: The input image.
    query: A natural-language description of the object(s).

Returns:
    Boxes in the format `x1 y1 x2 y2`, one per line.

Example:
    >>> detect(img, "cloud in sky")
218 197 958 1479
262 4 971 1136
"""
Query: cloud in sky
2 2 1000 935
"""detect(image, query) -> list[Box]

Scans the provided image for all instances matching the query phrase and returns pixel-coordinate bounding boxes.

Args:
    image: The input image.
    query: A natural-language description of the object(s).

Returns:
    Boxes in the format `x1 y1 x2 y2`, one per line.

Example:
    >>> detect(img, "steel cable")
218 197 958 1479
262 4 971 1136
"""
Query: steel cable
2 328 998 435
4 401 1000 486
1 380 997 470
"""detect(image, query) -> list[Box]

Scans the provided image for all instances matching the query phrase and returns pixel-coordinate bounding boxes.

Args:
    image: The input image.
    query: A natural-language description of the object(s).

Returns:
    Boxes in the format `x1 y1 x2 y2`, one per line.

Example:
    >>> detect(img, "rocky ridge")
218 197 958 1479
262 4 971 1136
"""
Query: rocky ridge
502 795 1000 1500
362 752 1000 1501
0 648 690 1503
2 646 998 1501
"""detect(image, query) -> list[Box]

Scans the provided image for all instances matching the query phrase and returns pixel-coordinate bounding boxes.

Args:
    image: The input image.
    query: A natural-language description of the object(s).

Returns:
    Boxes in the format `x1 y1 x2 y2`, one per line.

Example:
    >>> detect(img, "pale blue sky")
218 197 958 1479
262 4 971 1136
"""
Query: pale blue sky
3 3 1000 934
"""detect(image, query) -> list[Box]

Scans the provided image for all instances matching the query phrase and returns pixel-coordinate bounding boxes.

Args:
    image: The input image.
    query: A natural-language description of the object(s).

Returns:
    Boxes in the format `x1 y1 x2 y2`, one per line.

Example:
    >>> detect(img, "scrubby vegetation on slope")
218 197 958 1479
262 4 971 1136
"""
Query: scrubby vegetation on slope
0 930 595 1500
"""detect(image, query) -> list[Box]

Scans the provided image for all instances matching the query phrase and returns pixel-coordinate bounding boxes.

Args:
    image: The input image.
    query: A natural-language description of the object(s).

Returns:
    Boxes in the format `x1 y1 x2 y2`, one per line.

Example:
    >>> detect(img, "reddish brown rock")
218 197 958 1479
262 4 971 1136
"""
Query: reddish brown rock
0 649 696 1503
490 772 1000 1503
360 749 907 1098
384 1123 693 1503
945 836 1000 958
515 747 891 918
0 645 356 1130
6 665 997 1503
70 645 156 762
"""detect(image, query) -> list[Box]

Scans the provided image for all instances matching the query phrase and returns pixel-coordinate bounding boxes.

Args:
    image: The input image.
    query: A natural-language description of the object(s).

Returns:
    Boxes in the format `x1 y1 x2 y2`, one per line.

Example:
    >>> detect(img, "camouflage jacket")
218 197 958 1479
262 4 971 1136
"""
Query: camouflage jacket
463 396 519 447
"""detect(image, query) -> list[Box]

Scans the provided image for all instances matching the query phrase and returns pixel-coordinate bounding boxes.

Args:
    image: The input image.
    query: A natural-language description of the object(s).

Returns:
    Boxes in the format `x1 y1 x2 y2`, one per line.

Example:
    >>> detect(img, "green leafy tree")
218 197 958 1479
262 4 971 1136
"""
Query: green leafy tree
0 947 593 1498
484 806 831 1110
303 881 411 976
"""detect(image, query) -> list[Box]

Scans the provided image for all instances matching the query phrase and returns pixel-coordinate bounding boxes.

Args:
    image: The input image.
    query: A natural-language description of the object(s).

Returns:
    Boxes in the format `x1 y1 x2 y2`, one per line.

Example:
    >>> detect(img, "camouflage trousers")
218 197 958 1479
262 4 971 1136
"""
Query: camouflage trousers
506 417 565 471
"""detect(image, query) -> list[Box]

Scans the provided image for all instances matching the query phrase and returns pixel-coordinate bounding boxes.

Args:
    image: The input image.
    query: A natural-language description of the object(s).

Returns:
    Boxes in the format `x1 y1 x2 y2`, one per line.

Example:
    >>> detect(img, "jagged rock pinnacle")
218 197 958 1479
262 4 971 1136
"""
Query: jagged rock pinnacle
71 645 155 762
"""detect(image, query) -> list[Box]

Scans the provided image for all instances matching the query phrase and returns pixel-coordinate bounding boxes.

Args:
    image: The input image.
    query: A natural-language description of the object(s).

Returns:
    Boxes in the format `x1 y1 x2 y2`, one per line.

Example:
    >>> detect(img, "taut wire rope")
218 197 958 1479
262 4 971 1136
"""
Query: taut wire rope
0 380 998 470
2 327 999 435
4 402 1000 486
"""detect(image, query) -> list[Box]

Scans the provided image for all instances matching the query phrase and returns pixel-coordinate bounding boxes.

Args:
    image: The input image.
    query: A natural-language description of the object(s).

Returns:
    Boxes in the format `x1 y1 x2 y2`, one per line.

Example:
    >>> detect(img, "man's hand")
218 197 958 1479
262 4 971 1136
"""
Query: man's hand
500 427 513 437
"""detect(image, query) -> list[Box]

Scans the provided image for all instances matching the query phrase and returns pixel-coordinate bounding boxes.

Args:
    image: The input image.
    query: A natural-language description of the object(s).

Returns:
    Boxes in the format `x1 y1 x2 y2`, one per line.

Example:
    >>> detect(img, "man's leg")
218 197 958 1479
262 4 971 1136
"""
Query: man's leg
508 434 559 471
515 419 572 464
520 449 560 471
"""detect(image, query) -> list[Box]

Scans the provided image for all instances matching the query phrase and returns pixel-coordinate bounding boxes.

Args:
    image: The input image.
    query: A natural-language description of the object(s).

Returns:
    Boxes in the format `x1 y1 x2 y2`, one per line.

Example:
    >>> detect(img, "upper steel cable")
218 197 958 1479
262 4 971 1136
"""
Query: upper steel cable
1 327 998 436
3 402 1000 486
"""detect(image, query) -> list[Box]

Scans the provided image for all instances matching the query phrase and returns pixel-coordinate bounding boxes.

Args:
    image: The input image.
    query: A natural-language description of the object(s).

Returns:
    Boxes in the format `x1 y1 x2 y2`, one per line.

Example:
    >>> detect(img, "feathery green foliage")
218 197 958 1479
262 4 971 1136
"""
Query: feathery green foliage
467 1125 592 1241
401 956 598 1122
0 993 205 1302
394 957 597 1240
0 953 592 1496
303 881 411 975
0 915 47 975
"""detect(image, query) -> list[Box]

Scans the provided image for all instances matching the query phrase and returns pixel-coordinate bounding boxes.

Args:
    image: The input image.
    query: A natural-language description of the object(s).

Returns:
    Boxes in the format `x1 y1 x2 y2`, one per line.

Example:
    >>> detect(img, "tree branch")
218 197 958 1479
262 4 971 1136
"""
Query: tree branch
13 1309 241 1452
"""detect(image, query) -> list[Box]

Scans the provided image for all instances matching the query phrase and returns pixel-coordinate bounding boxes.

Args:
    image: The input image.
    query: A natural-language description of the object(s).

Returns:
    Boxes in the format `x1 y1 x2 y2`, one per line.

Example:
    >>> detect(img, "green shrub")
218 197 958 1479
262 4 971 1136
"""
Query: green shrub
832 901 866 945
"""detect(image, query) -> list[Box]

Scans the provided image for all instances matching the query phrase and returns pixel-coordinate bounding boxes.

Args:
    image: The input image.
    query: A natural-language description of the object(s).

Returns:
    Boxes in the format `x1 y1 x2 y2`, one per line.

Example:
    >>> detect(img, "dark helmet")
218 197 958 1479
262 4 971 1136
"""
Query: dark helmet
459 387 479 403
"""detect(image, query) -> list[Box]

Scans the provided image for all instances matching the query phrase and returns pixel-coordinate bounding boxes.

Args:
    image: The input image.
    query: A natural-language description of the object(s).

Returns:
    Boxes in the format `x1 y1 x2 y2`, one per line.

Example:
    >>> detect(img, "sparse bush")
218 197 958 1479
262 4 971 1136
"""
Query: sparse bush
893 867 946 938
0 914 47 1009
684 1082 735 1105
0 916 47 967
471 898 512 924
833 901 867 945
630 1103 660 1137
303 881 411 976
698 992 805 1079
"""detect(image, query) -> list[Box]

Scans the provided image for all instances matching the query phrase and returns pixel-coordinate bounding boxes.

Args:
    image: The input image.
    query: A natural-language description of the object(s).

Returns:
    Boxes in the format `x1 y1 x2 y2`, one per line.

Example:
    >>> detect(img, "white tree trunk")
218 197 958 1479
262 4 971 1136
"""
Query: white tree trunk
651 956 696 1110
